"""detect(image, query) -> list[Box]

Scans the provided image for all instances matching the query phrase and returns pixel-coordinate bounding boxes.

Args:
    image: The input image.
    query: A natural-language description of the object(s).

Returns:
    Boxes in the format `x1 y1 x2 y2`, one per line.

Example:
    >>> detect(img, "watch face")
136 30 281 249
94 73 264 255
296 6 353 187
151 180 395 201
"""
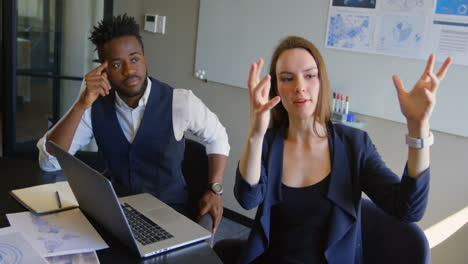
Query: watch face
211 183 223 194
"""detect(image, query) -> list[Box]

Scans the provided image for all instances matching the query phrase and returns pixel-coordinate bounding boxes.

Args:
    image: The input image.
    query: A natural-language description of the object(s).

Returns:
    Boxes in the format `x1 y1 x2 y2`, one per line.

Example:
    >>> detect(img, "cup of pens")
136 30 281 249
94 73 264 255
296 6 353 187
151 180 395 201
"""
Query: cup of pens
332 92 349 122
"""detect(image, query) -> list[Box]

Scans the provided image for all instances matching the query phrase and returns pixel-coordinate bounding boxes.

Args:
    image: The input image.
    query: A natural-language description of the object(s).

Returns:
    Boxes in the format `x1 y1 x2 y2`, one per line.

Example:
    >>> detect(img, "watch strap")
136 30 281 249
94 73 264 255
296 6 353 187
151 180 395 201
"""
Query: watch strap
406 132 434 149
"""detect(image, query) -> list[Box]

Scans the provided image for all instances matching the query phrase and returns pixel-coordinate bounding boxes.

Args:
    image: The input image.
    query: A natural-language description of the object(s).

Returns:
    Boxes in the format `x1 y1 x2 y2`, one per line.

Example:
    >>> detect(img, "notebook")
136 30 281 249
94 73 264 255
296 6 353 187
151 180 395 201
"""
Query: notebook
10 181 79 213
50 141 212 258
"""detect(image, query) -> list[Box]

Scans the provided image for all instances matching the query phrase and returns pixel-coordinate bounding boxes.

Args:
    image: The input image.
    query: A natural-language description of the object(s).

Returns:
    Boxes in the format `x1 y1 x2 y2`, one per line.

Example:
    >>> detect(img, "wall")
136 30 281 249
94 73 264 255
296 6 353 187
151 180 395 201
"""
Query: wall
196 0 468 138
113 0 468 231
61 0 103 115
60 0 103 151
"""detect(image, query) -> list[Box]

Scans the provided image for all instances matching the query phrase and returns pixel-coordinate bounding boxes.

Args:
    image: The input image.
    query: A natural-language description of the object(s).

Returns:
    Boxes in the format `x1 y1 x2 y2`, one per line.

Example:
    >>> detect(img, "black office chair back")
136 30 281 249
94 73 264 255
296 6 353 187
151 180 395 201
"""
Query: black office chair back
75 150 107 173
182 138 210 220
361 198 430 263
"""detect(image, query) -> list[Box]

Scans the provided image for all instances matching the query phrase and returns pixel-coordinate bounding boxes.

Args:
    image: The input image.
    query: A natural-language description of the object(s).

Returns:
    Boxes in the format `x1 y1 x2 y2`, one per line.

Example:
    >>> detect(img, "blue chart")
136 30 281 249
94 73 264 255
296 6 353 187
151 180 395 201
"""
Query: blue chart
393 22 415 42
0 242 23 264
0 232 48 264
376 15 424 56
327 13 371 50
6 209 108 257
436 0 468 16
30 213 80 254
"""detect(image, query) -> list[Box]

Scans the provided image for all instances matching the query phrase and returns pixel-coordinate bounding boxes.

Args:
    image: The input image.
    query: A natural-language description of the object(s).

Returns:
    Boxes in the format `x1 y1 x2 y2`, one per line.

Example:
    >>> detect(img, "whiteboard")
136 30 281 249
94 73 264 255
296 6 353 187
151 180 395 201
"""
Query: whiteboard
195 0 468 138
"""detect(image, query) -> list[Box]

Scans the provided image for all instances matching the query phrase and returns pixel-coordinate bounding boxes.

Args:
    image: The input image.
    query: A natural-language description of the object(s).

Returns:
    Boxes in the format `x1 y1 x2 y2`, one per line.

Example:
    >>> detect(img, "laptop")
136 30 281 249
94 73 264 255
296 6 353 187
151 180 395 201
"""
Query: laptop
50 141 211 258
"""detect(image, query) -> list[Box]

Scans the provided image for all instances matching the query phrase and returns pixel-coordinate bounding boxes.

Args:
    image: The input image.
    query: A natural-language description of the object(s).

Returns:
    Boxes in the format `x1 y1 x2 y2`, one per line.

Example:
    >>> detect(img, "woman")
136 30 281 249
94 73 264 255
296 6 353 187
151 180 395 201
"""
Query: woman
234 36 452 263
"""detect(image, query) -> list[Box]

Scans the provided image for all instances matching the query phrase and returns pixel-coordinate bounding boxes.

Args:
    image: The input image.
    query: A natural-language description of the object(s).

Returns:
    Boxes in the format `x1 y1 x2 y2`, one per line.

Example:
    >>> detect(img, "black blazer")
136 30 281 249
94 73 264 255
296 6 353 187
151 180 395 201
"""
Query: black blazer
234 122 430 264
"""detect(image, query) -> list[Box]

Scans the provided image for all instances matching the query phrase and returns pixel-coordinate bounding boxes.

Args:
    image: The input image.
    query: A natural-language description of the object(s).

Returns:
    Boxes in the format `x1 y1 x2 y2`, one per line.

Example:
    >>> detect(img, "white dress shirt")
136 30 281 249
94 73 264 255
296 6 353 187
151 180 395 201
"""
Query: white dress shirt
37 78 230 171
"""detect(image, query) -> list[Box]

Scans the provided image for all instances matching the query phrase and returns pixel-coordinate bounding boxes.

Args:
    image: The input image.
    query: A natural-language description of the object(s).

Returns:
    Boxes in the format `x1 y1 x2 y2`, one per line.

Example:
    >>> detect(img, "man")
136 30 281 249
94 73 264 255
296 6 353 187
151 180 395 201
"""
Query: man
37 14 229 234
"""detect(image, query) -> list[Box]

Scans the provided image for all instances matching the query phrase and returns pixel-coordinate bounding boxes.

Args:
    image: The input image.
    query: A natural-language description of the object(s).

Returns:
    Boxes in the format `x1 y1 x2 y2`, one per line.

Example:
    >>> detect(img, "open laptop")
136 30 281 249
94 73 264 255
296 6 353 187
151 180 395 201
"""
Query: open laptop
50 141 211 258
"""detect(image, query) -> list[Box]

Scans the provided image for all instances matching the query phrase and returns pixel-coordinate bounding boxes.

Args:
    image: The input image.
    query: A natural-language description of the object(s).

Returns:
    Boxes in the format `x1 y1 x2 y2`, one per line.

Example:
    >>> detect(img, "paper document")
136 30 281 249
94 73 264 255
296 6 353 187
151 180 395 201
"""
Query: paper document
10 181 79 214
45 251 100 264
6 208 108 257
0 226 48 263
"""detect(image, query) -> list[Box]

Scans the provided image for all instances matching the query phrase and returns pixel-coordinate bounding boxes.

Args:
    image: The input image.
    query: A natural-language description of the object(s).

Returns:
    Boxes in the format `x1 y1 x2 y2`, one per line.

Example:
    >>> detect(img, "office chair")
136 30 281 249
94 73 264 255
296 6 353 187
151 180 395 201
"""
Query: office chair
181 138 215 247
361 198 430 264
75 150 107 173
214 198 430 264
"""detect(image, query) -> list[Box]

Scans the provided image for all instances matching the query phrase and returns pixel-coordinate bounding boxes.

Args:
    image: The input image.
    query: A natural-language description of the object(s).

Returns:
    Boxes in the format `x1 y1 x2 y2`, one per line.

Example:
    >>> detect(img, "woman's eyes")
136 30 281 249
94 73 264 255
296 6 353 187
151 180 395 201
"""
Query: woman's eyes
279 74 317 82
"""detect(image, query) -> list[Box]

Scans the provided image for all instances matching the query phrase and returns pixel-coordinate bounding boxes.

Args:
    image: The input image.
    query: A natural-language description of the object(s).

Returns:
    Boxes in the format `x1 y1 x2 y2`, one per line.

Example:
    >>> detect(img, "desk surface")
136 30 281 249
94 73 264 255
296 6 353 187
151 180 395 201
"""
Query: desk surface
0 158 222 264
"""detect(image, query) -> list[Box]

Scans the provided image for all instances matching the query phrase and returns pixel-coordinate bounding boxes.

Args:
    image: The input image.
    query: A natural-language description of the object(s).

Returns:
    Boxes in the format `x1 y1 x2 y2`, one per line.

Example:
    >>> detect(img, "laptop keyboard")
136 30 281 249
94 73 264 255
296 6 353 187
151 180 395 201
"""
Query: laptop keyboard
121 203 174 245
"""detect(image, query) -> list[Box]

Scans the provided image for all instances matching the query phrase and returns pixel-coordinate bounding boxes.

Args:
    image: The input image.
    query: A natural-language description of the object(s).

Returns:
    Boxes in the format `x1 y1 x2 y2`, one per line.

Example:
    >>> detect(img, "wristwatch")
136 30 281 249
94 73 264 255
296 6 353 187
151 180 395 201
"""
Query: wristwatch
405 132 434 149
208 182 223 195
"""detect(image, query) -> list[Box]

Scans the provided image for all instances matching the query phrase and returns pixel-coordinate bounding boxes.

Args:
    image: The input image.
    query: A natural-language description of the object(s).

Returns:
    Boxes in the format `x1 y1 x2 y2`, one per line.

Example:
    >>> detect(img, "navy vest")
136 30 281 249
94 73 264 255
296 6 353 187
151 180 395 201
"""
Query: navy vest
91 77 187 207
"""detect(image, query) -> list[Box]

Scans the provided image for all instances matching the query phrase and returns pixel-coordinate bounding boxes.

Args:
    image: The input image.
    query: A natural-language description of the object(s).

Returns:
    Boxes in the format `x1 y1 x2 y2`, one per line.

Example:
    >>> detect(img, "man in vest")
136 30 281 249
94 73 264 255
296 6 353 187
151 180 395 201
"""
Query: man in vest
37 14 229 234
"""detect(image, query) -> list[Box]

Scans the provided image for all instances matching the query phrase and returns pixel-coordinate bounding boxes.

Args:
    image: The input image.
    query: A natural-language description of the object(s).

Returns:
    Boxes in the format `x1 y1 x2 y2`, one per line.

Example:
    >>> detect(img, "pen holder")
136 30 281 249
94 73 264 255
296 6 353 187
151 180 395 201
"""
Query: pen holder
332 112 347 122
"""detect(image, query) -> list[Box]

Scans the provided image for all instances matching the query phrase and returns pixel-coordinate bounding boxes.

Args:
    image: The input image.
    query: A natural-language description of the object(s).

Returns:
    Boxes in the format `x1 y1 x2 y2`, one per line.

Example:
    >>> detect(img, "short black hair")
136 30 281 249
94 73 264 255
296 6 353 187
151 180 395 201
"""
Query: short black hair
89 14 144 62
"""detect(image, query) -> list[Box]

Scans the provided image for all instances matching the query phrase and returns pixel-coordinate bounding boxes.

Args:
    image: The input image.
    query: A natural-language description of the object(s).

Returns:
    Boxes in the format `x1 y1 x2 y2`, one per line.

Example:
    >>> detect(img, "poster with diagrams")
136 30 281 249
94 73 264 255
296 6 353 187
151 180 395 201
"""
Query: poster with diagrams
325 0 468 65
430 0 468 65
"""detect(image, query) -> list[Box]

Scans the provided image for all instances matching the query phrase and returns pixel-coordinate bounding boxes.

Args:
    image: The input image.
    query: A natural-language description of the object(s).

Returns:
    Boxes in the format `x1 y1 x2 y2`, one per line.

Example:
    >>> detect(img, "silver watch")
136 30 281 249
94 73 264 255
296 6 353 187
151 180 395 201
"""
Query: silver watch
208 182 223 195
405 132 434 149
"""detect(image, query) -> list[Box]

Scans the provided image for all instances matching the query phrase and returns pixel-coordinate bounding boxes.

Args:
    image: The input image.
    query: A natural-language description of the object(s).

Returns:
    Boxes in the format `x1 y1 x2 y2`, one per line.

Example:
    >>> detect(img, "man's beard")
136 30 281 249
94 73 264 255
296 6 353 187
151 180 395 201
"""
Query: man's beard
111 72 148 98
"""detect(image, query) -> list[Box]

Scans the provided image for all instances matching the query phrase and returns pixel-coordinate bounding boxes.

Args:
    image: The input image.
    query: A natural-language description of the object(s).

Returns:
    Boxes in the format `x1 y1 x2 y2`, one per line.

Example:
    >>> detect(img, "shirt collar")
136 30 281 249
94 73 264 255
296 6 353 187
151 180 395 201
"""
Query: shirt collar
114 77 152 109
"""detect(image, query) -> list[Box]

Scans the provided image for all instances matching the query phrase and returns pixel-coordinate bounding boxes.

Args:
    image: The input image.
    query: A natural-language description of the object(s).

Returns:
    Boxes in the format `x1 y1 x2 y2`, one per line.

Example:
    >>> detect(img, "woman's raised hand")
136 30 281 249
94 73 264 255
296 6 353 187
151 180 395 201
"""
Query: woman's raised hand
247 58 281 139
392 54 452 131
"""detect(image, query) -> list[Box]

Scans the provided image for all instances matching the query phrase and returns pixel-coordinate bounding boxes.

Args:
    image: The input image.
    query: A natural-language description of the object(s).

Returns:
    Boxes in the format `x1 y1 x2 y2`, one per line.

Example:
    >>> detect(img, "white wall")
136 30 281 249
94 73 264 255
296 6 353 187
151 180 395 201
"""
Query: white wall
61 0 103 114
114 0 468 236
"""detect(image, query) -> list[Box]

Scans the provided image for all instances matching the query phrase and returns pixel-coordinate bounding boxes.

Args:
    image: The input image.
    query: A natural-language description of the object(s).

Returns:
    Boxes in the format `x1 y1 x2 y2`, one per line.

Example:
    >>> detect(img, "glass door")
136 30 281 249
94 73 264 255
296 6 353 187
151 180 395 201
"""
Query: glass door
0 0 3 157
16 0 57 158
3 0 110 158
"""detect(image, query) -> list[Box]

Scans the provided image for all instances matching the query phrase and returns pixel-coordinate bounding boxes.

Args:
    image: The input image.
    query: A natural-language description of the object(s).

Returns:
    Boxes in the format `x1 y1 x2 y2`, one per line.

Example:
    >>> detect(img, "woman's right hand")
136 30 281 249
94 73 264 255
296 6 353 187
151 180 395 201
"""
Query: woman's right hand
247 58 281 139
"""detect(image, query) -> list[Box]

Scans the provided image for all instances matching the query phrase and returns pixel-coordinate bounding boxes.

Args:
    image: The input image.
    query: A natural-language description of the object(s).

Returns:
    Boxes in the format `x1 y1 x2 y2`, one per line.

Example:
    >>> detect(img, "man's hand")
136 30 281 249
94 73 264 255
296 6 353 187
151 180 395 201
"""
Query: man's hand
197 190 223 234
45 62 111 156
77 62 112 110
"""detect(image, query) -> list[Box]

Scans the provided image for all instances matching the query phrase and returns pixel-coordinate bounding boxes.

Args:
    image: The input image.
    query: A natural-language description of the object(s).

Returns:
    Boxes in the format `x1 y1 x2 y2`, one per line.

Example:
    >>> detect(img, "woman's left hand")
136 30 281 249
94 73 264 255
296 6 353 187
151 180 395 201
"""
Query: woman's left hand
392 54 452 130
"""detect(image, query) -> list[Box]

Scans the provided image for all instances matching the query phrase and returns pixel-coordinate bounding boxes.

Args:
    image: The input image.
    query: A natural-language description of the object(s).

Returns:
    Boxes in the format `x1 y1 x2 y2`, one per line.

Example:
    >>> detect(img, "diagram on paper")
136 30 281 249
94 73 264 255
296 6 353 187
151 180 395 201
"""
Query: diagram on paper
31 214 80 254
0 231 48 264
327 13 373 50
6 209 108 257
45 251 101 264
436 0 468 16
0 242 23 263
381 0 425 12
376 15 425 57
